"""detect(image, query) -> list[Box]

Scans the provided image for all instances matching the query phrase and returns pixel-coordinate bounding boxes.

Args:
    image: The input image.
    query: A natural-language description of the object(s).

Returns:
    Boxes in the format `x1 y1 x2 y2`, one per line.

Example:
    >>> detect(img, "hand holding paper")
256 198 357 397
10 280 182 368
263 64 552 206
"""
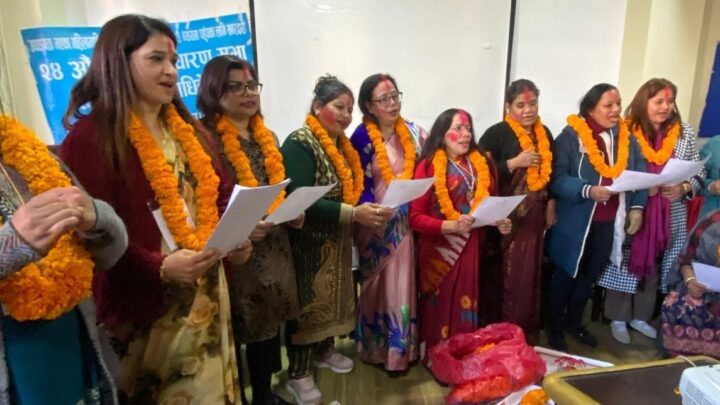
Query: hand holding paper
692 262 720 293
608 158 707 192
205 179 290 256
471 195 526 228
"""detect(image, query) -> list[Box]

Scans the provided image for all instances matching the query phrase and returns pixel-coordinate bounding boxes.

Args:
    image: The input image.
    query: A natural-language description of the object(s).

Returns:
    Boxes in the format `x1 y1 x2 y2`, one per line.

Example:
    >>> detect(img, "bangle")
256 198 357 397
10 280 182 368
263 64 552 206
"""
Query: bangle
683 182 691 194
351 206 357 223
684 276 696 285
159 256 169 281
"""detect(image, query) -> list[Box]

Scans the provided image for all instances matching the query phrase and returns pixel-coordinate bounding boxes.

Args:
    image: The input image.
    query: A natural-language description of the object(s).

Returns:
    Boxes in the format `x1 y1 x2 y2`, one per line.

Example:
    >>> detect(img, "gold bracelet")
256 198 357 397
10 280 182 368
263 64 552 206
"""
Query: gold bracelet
684 276 696 285
351 206 358 223
159 256 169 281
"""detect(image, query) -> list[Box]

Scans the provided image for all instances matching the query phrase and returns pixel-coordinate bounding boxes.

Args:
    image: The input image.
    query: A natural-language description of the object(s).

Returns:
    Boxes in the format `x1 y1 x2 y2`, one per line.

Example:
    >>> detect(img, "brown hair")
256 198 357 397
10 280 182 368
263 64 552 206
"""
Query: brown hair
197 55 258 131
624 78 682 140
63 14 199 170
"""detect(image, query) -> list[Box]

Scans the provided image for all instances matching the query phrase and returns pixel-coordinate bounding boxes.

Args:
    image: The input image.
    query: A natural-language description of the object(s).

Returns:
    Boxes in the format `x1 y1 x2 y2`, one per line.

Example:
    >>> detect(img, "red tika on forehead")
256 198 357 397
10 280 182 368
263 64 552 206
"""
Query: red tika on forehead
240 68 253 81
523 88 533 103
458 110 470 125
664 85 672 100
165 37 176 54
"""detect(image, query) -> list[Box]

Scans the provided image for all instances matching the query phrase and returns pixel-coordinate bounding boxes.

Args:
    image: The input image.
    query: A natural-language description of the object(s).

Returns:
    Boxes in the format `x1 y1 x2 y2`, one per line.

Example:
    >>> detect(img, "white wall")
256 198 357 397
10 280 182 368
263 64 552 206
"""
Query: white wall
254 0 512 140
509 0 628 137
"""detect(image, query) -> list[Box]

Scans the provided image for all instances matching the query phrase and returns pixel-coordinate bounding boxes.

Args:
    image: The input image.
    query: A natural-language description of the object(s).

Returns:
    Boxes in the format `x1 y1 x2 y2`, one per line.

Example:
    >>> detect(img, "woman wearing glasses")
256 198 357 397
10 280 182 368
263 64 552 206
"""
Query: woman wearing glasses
350 73 426 372
197 55 300 405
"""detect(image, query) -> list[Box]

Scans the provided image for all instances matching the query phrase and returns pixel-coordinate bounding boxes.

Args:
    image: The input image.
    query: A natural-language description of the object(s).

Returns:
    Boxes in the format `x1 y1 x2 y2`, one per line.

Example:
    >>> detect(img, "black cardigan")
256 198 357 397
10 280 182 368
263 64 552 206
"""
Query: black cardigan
478 121 554 195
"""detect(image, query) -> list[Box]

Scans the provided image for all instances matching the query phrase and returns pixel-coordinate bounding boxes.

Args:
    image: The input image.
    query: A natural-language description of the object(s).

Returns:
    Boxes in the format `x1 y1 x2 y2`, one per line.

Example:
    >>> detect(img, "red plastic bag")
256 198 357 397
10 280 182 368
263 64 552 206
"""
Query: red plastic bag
429 323 546 404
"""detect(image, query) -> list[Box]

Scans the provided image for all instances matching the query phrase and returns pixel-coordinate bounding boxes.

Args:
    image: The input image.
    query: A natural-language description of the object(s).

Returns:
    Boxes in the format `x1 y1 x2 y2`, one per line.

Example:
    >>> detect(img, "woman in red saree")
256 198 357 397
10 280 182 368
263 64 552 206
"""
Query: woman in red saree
409 108 511 365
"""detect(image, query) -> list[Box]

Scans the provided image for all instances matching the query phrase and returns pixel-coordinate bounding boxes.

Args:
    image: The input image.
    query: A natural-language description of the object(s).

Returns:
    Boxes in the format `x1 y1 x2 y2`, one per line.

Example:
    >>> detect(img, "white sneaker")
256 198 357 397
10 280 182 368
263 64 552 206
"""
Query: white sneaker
611 321 631 344
313 349 354 374
286 376 322 405
630 319 657 339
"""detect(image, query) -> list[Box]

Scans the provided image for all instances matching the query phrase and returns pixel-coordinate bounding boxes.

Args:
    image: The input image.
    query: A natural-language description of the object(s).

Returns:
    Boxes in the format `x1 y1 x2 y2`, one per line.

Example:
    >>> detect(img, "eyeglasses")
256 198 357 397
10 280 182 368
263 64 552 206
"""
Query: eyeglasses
226 81 263 95
371 91 403 107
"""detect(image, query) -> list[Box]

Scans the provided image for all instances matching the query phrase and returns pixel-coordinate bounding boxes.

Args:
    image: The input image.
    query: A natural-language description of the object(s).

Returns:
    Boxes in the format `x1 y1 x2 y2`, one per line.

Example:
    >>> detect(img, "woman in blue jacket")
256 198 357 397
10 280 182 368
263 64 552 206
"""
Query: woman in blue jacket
547 83 647 351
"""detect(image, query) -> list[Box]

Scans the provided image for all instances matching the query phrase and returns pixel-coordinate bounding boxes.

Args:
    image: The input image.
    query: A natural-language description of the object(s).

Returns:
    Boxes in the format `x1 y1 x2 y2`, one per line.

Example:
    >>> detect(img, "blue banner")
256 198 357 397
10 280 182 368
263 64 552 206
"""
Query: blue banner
21 13 254 144
699 42 720 138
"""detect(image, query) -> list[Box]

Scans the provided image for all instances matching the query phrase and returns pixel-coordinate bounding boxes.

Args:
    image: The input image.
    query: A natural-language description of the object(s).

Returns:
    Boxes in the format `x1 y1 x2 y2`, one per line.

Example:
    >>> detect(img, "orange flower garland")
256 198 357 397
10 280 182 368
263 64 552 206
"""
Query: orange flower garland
0 115 93 321
305 114 364 205
567 114 629 179
433 149 491 220
520 388 549 405
363 117 416 185
128 105 219 251
627 120 680 165
216 114 286 214
504 114 552 191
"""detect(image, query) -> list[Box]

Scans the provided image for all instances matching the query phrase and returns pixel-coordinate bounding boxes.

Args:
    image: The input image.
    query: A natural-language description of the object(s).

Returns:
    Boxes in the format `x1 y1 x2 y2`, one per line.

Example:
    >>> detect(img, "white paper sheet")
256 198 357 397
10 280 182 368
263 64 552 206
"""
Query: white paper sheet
692 261 720 292
607 158 707 192
381 177 436 208
151 201 194 252
265 183 335 224
205 179 290 256
471 195 526 227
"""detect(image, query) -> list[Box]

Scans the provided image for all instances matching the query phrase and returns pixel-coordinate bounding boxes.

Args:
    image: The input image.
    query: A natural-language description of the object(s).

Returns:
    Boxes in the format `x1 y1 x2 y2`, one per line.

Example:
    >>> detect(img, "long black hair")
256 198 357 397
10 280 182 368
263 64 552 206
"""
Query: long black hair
419 108 480 168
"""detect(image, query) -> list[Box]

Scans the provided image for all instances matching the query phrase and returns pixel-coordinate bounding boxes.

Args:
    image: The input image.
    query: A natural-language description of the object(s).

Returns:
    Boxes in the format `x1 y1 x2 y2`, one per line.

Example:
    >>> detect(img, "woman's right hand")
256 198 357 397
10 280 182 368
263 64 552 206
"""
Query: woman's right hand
709 180 720 195
11 188 84 253
249 220 274 242
442 214 474 234
353 203 393 228
161 249 221 284
508 149 540 171
687 278 708 299
589 185 616 203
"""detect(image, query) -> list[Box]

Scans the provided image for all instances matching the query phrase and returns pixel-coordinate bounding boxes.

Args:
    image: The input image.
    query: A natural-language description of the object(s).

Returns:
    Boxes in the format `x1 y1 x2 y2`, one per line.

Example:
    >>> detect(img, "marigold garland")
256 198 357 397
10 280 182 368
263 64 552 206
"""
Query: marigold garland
217 114 286 214
627 120 680 165
305 114 364 205
567 114 629 179
504 114 552 191
433 149 491 220
128 105 219 251
363 117 416 185
520 388 549 405
0 115 93 321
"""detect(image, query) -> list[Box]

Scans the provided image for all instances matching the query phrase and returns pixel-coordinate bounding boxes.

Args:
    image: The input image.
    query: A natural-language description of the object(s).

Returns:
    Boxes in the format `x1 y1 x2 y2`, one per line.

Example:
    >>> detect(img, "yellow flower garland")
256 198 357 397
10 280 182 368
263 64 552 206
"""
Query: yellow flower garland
504 114 552 191
567 114 629 179
128 105 220 251
305 114 364 205
363 117 416 185
433 149 491 220
216 114 286 214
627 120 680 165
0 115 93 321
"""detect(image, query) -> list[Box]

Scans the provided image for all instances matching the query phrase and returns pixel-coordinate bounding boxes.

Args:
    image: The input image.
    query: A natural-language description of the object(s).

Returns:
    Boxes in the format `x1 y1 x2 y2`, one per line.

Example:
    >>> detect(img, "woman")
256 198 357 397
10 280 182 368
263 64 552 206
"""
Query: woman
547 83 647 351
598 79 705 344
350 73 425 372
60 15 251 404
197 55 299 405
280 75 391 405
661 210 720 357
409 108 511 364
479 79 554 342
0 114 127 404
699 135 720 218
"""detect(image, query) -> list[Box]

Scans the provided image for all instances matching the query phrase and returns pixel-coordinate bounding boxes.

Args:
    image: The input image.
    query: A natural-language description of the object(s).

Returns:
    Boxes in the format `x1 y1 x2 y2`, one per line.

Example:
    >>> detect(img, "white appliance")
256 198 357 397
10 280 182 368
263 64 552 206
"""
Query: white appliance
679 365 720 405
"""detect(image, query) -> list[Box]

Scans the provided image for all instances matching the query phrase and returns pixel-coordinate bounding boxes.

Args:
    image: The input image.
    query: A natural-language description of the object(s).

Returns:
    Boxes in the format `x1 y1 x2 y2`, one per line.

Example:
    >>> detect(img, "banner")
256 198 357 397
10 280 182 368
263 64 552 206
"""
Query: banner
21 13 254 143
